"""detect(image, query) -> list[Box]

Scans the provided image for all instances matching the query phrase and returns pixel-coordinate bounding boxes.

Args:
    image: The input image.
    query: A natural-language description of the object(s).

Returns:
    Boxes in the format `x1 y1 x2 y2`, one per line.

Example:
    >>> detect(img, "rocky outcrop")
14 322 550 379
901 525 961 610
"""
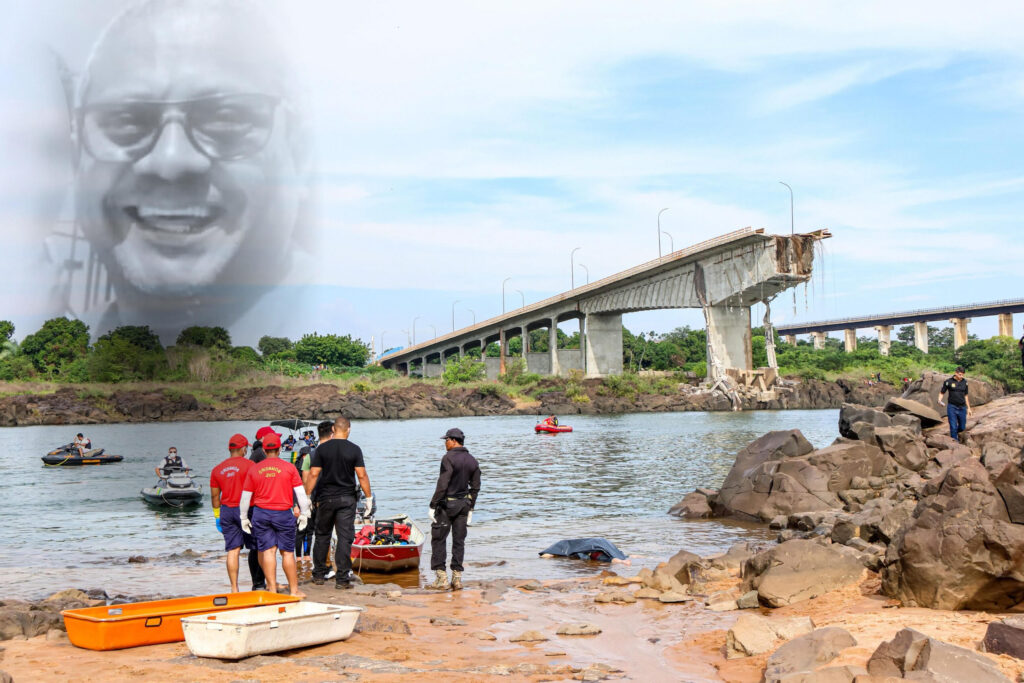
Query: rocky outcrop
742 539 865 607
867 627 1010 682
762 627 857 683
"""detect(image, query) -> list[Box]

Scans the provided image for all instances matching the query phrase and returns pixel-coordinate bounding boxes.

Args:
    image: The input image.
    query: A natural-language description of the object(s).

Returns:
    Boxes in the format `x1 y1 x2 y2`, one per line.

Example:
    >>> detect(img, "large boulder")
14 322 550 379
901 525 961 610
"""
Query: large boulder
742 539 865 607
898 371 999 415
716 430 815 520
726 613 815 659
867 627 1009 682
762 627 857 683
642 549 706 593
882 456 1024 609
667 490 714 518
883 397 942 426
983 616 1024 660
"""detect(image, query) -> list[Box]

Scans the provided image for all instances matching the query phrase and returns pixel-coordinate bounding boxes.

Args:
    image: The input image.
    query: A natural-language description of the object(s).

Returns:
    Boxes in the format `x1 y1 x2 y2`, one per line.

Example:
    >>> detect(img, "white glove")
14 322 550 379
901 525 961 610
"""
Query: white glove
241 518 252 534
428 507 436 523
297 513 309 531
467 511 473 526
364 494 375 519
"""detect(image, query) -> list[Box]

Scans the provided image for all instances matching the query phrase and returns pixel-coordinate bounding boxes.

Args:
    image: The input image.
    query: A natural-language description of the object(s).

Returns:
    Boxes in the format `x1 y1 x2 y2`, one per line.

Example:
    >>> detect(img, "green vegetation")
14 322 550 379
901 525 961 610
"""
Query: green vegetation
442 356 486 385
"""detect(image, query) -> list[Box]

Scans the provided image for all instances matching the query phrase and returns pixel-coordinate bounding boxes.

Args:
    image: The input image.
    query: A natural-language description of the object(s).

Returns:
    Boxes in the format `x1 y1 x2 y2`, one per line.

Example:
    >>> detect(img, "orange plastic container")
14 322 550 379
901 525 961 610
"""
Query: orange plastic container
62 590 300 650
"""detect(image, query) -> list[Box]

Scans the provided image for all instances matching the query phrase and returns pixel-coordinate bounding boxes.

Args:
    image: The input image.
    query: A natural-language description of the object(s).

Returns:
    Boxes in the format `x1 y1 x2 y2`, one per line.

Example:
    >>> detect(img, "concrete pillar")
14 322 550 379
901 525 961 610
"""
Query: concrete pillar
913 321 929 354
498 329 506 376
522 329 529 357
950 318 971 350
548 321 560 377
783 334 796 346
811 331 826 350
998 313 1014 338
843 329 857 353
579 318 587 375
584 312 623 377
875 325 892 357
706 305 752 377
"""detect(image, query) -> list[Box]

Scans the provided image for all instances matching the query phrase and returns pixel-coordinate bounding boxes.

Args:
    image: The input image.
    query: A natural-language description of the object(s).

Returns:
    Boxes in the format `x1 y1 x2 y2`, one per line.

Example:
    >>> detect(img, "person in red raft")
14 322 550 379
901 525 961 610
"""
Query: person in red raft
540 415 559 428
239 432 312 597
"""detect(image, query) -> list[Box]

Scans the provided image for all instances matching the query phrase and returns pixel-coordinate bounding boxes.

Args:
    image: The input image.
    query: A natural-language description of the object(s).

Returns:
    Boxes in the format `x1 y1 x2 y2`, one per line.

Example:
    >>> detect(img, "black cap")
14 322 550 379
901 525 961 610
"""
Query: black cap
442 428 465 441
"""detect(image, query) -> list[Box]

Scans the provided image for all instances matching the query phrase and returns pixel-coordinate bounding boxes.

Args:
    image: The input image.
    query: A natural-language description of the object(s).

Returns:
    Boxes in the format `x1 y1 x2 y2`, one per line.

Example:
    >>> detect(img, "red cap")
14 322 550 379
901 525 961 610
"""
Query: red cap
255 426 276 440
262 432 282 450
228 433 249 449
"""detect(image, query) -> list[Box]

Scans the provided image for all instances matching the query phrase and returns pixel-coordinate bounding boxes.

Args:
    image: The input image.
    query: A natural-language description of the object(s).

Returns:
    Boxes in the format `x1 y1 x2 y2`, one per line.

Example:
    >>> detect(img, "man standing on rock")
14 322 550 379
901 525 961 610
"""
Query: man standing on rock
307 417 372 589
210 434 265 591
938 366 972 442
240 432 311 596
427 428 481 591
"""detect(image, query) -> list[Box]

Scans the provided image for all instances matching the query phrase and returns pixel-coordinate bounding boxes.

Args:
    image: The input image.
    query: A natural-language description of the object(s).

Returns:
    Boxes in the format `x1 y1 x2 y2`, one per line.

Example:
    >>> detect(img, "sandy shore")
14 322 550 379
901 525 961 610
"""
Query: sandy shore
4 568 1024 682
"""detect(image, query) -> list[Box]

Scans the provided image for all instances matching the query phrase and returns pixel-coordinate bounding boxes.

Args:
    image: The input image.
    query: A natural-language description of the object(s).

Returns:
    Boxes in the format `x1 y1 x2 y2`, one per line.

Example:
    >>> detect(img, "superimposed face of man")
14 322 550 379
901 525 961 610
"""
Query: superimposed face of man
75 6 303 297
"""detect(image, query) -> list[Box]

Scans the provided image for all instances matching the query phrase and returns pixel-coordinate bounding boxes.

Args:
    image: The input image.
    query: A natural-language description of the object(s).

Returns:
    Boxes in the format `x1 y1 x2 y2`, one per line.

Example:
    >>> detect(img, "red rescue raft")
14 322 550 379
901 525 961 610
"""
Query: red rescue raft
535 423 573 433
351 514 425 572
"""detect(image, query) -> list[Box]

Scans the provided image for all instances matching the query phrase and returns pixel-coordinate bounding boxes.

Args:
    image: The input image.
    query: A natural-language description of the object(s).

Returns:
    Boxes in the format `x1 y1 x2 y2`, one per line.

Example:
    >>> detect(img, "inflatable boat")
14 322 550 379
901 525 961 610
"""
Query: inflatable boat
535 423 572 433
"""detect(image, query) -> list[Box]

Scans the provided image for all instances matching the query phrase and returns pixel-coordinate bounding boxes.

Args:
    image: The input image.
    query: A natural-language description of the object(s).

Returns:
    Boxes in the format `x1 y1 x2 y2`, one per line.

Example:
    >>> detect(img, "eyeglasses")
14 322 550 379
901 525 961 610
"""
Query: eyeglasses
169 450 177 454
78 93 283 163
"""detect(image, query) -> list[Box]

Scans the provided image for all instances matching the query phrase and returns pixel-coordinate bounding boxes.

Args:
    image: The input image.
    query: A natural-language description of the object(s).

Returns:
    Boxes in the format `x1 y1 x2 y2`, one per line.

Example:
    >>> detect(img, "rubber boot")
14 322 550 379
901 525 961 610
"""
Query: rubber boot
451 571 463 591
426 569 450 590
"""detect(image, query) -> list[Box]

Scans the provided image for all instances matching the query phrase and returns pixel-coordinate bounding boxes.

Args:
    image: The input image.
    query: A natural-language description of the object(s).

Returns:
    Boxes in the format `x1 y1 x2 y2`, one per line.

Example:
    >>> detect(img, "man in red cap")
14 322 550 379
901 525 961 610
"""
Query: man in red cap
210 433 265 592
240 431 311 596
250 426 275 464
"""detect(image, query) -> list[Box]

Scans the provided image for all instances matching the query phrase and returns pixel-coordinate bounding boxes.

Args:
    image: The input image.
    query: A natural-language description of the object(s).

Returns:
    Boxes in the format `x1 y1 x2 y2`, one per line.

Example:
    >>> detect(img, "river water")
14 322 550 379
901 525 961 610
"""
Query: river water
0 410 839 600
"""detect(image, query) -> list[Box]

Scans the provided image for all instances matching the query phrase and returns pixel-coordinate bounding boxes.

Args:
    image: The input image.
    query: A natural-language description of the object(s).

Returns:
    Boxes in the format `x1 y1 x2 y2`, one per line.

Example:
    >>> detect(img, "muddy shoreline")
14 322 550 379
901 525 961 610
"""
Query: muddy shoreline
0 377 897 427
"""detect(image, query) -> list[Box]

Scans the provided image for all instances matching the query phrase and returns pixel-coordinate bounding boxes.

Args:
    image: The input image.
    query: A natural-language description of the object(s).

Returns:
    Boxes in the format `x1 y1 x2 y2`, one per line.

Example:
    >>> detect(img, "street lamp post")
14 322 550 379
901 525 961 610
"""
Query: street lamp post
379 330 389 357
657 207 669 257
578 263 589 285
401 329 410 346
570 247 581 289
515 289 525 309
661 230 673 254
429 324 437 339
502 277 511 314
467 308 476 325
412 316 421 345
451 299 460 332
779 182 794 236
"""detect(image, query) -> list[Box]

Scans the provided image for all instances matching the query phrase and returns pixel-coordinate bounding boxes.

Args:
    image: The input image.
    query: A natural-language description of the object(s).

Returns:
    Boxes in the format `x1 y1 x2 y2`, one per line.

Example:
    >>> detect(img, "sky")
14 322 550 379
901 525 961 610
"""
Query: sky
1 1 1023 351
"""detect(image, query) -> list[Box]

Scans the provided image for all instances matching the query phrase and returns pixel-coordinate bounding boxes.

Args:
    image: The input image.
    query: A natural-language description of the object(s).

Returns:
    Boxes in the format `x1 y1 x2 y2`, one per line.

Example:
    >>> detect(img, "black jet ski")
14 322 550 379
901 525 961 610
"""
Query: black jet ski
42 443 123 466
141 468 202 507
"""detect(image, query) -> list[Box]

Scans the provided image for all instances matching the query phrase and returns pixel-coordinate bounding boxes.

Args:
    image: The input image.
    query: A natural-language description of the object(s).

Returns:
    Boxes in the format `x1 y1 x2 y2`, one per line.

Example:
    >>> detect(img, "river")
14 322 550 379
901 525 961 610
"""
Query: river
0 410 839 600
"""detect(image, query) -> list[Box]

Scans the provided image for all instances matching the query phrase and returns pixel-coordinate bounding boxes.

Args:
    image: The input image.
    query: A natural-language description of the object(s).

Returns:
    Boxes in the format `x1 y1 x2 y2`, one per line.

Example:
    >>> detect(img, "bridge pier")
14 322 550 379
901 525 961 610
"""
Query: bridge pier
950 317 971 350
999 313 1014 337
843 329 857 353
913 321 929 354
584 313 623 377
811 331 826 350
783 334 796 346
549 320 561 376
706 306 751 379
875 325 892 356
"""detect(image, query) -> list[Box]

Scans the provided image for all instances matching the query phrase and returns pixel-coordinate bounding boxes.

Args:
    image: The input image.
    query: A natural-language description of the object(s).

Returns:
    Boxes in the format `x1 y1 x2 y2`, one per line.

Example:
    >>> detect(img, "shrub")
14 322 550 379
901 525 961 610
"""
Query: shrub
0 355 35 380
351 380 371 393
476 384 504 397
442 356 486 385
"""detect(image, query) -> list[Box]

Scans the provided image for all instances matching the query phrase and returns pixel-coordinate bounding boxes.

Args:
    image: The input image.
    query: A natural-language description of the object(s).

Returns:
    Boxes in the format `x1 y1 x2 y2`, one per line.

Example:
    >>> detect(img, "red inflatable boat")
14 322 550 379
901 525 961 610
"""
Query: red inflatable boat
535 423 572 433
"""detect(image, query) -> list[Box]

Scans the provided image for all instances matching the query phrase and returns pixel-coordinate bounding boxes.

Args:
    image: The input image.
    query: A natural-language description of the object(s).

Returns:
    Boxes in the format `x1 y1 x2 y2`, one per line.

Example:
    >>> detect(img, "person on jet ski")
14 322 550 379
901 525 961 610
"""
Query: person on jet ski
73 432 92 457
283 434 297 451
155 447 190 477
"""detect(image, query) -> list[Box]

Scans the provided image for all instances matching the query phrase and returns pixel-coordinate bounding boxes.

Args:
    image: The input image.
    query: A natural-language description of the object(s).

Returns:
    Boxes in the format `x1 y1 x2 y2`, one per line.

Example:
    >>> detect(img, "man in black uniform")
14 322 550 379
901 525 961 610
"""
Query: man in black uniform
427 428 481 591
307 417 372 589
938 366 972 442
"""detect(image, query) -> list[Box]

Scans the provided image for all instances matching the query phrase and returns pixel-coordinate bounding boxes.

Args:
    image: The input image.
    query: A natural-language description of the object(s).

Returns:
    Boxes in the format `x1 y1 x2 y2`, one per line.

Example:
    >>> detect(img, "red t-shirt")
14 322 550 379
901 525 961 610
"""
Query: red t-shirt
209 457 253 507
243 458 302 511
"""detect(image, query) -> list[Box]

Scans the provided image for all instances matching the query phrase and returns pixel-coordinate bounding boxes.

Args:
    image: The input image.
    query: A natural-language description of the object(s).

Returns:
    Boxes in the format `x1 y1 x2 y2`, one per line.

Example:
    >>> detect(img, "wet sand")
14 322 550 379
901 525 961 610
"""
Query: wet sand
4 569 1024 682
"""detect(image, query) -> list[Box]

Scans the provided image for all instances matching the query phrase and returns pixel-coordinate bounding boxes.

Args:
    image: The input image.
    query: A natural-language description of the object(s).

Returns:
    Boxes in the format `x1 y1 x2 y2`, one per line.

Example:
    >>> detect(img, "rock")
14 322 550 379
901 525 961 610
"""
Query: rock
353 615 411 634
601 575 635 586
705 591 738 611
899 371 998 416
556 623 602 636
634 588 661 599
763 627 857 683
839 404 897 440
715 430 816 520
0 605 62 640
429 616 467 626
515 579 543 591
510 630 549 643
770 515 789 530
884 397 942 426
867 627 1009 682
594 590 636 604
743 539 865 607
127 555 147 563
983 616 1024 660
470 631 497 640
882 457 1024 609
708 542 761 570
0 671 10 683
777 665 868 682
725 614 814 659
667 490 714 518
45 628 68 642
736 590 759 609
44 589 89 604
657 591 690 603
644 549 706 592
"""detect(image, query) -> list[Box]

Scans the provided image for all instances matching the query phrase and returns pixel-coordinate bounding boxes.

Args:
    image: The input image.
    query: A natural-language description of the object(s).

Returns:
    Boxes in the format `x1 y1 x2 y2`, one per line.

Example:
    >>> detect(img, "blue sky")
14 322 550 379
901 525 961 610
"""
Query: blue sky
2 1 1023 349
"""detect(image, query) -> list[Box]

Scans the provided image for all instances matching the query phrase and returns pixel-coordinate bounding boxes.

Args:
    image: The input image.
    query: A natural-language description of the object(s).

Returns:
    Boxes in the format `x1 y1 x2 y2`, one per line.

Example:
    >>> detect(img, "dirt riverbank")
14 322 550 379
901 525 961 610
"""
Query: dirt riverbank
0 377 898 426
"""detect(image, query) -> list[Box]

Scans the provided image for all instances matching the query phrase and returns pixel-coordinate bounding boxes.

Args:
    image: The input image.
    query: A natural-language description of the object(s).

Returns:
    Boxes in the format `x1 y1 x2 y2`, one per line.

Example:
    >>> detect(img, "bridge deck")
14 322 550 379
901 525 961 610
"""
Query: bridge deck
776 298 1024 335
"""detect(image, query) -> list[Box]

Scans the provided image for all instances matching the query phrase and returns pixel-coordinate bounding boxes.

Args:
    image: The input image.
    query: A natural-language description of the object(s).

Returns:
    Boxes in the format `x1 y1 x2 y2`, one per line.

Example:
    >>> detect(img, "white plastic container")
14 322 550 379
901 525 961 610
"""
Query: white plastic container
181 601 363 660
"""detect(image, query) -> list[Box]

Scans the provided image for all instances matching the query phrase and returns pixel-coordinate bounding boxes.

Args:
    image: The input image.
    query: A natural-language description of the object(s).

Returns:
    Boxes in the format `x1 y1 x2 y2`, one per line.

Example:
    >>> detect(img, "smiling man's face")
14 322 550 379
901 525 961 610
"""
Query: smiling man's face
75 4 302 297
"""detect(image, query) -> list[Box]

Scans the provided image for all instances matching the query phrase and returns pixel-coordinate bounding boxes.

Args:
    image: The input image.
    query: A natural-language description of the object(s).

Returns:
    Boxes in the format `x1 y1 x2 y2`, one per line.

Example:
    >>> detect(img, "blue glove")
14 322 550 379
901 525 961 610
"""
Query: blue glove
215 518 222 533
214 507 222 533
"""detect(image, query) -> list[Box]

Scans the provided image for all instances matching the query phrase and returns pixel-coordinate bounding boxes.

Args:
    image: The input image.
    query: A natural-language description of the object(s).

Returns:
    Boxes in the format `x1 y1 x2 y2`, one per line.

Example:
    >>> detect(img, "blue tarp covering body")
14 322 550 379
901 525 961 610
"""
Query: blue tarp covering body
539 538 627 562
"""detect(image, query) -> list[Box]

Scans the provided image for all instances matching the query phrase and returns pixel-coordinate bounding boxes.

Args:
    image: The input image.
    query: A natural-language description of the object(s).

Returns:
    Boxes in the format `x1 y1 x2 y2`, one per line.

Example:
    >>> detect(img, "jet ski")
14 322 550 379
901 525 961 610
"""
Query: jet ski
42 443 123 466
141 468 202 507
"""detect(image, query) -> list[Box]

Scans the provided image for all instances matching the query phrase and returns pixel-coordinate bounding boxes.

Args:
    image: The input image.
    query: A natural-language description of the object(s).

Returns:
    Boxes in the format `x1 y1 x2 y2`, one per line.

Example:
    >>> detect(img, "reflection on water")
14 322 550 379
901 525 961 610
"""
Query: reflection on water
0 410 838 599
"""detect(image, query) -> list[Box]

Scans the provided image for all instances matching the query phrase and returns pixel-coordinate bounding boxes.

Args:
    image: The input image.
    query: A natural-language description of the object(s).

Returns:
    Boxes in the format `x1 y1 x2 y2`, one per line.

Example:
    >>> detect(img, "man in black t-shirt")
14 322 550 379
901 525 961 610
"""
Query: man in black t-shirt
938 366 972 442
307 416 372 589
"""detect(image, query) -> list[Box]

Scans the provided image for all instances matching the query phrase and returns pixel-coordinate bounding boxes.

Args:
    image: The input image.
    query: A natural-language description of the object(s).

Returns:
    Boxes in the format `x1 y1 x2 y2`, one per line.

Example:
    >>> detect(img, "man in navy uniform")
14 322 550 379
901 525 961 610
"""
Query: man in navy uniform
938 366 972 442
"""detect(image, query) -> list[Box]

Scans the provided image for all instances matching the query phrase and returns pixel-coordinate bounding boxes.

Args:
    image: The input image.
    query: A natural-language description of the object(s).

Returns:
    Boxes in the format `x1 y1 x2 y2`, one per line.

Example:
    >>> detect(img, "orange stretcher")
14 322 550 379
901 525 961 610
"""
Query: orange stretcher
62 590 300 650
